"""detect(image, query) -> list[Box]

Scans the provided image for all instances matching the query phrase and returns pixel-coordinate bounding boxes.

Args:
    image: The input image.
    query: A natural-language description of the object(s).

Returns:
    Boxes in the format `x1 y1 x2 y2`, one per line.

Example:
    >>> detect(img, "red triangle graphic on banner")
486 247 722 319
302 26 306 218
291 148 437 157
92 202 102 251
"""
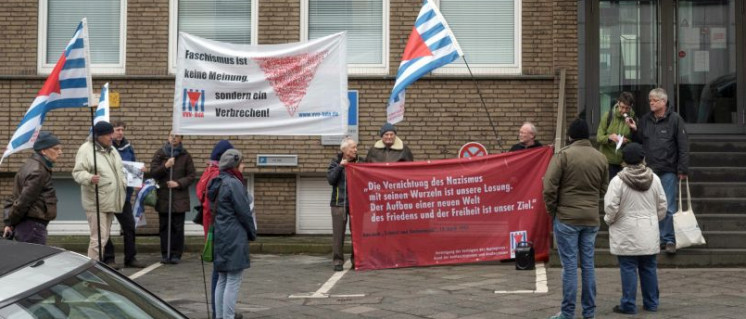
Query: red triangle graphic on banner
401 26 432 61
187 91 201 108
253 51 328 116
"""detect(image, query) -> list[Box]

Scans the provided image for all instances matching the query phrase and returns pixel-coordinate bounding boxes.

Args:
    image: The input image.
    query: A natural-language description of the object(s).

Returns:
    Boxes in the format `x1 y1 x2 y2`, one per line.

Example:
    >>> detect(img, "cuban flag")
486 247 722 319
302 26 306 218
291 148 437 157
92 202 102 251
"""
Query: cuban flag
387 0 463 124
1 19 93 164
94 83 110 125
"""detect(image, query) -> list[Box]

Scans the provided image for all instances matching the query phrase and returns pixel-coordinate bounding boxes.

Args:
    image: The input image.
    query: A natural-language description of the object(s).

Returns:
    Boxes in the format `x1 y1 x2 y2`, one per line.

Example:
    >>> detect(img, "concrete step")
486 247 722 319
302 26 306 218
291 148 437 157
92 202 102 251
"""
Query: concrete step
689 140 746 152
689 182 746 198
691 198 746 213
593 231 746 249
549 248 746 267
688 167 746 182
690 152 746 167
596 214 746 232
696 214 746 231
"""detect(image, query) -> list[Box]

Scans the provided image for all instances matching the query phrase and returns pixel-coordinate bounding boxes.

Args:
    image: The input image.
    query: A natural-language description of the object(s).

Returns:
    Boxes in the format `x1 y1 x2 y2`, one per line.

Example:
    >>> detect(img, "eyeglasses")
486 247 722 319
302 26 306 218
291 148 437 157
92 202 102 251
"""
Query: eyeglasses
649 98 662 103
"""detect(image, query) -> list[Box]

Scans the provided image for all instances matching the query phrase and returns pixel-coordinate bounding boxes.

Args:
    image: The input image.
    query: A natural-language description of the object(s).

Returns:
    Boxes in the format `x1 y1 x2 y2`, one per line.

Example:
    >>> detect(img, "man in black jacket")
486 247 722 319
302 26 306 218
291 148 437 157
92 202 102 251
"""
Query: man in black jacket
327 137 358 271
629 88 689 255
3 132 62 244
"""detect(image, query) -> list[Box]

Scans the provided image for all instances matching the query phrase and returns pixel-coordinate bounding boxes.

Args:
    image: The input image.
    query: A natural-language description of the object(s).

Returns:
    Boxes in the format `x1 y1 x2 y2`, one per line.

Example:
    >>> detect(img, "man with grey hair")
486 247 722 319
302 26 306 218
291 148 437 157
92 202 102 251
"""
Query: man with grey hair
628 87 689 255
327 137 358 271
510 122 542 152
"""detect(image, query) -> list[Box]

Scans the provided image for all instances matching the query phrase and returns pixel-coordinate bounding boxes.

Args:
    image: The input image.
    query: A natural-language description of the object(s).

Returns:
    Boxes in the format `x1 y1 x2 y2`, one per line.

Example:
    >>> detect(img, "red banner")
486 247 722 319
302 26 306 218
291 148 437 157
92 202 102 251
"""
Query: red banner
346 146 554 270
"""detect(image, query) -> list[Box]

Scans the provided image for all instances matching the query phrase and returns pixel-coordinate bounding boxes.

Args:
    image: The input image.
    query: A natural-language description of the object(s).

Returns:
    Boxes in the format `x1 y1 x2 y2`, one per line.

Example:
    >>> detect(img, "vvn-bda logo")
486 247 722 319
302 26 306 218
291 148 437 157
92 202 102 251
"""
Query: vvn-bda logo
182 88 205 118
509 230 528 259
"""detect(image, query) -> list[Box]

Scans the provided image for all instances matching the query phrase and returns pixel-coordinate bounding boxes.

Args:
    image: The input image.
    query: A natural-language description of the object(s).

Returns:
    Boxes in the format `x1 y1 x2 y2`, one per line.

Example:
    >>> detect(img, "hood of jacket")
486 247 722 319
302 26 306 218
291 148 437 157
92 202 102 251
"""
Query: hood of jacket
617 163 654 191
207 175 225 203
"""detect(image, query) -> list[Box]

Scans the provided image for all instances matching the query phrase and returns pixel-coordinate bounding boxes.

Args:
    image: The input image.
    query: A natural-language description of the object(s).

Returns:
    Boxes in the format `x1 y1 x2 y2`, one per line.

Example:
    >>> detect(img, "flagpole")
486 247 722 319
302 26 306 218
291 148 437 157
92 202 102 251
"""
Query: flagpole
167 147 173 263
90 106 103 262
461 56 505 152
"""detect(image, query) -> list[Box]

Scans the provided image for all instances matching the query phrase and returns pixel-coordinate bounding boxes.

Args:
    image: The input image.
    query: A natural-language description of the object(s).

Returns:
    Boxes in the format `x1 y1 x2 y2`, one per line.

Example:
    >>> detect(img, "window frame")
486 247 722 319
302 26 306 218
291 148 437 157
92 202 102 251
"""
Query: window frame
168 0 259 74
37 0 128 75
300 0 390 75
433 0 522 75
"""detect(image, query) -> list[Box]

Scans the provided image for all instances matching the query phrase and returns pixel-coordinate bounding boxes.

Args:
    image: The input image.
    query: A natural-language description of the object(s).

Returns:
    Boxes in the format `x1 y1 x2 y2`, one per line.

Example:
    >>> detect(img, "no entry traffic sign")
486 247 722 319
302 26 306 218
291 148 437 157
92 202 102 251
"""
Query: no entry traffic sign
458 142 488 158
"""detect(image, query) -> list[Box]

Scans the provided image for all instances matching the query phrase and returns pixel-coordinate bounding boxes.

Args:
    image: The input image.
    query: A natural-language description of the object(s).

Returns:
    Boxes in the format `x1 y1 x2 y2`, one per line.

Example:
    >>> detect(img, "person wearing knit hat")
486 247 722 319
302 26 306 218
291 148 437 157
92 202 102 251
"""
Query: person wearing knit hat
567 118 590 141
544 118 609 319
149 131 196 264
604 141 666 315
102 121 147 269
93 121 115 136
3 131 62 245
195 140 236 318
207 148 255 319
73 121 127 262
364 123 414 163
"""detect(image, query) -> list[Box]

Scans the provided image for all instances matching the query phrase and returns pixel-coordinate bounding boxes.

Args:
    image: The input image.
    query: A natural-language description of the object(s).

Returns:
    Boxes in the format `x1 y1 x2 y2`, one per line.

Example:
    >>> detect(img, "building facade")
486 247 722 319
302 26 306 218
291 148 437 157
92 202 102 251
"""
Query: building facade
8 1 739 236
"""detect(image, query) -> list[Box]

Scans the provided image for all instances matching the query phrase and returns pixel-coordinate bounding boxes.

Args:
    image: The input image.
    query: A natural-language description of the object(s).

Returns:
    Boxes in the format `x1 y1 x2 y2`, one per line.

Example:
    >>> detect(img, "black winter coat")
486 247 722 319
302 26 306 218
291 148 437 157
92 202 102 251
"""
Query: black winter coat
631 108 689 175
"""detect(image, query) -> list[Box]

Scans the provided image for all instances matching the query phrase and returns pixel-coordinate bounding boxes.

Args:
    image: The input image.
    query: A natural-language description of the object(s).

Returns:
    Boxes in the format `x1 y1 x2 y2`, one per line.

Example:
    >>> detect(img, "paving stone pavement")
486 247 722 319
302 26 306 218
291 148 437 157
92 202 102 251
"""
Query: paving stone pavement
123 253 746 319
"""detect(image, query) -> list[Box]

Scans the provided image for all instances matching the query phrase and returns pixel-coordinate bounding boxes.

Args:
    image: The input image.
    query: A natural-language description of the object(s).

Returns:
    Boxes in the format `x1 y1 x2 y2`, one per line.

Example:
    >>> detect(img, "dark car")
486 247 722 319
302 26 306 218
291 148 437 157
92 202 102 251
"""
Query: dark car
0 240 186 318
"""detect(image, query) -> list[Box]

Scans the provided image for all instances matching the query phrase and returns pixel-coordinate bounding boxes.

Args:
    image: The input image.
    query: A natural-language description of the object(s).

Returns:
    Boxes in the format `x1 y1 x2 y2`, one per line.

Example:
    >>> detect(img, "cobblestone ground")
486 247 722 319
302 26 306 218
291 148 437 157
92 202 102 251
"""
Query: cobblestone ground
124 253 746 319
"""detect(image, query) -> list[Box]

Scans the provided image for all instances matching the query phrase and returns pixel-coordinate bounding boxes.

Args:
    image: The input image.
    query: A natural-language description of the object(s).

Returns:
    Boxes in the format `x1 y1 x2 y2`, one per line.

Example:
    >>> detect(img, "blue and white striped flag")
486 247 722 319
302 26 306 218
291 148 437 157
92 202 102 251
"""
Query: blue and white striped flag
387 0 463 124
1 18 93 164
94 82 110 125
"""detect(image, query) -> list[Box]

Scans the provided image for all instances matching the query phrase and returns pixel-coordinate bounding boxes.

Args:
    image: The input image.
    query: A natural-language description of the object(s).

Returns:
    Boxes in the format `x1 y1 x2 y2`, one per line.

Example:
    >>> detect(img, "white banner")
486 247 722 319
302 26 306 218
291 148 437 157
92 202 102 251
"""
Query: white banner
174 32 348 135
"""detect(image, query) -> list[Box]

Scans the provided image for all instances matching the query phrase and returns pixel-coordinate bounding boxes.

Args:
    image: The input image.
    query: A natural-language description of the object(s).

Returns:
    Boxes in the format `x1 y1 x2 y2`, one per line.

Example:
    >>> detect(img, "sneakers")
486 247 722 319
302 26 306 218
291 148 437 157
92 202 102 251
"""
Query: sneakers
548 312 571 319
333 264 343 271
665 242 677 255
125 259 147 268
170 256 181 264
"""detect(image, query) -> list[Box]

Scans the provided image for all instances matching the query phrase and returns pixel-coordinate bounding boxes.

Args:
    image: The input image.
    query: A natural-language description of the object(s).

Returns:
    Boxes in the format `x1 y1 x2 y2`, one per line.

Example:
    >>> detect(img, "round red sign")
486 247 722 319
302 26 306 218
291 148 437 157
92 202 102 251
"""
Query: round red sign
458 142 488 158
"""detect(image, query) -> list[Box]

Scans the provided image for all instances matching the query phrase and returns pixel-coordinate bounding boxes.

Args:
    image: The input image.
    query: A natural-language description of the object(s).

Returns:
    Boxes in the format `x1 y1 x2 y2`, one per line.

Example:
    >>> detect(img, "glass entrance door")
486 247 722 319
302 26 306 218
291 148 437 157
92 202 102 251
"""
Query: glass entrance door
598 1 658 119
676 0 740 130
589 0 744 133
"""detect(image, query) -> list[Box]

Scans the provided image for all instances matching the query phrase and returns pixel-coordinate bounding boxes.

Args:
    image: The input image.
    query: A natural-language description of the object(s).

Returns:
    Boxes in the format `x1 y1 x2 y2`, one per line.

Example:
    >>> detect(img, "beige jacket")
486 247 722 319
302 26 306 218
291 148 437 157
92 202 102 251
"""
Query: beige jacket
72 139 126 213
604 170 667 256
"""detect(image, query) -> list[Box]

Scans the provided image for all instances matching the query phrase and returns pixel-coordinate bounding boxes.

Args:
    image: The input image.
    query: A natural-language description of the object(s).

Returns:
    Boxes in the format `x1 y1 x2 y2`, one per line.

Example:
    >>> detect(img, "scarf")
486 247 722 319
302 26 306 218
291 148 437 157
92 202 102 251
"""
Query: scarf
617 163 654 191
163 142 184 158
226 168 245 185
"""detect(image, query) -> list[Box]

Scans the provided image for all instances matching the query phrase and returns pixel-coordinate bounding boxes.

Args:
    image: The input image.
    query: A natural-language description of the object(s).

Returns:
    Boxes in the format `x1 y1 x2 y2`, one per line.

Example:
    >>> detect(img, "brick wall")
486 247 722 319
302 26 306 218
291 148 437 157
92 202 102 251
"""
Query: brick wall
0 0 579 234
0 0 37 75
253 174 296 235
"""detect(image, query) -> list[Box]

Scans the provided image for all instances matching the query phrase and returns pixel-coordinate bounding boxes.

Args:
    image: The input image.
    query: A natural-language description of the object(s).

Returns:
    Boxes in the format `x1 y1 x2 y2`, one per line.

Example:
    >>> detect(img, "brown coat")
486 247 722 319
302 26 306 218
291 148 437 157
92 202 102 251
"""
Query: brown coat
364 137 414 163
150 145 196 213
7 153 57 226
543 139 609 227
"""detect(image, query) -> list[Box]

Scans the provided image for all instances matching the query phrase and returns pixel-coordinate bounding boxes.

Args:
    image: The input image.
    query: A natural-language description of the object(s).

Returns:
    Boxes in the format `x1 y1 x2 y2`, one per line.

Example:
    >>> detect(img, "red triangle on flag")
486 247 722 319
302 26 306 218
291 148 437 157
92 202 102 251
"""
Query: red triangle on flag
401 26 433 61
187 91 202 108
253 51 328 116
38 54 65 96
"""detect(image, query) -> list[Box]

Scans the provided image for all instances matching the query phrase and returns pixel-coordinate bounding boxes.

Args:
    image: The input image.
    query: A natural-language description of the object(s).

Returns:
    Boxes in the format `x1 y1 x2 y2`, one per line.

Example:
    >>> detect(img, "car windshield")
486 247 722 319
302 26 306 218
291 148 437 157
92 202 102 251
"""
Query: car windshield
0 263 184 319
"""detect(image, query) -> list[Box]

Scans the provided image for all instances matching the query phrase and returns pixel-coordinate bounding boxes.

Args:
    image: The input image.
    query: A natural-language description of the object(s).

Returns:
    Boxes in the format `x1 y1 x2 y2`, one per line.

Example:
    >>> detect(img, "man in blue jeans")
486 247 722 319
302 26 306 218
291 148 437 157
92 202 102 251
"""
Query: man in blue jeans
543 119 609 319
629 88 689 254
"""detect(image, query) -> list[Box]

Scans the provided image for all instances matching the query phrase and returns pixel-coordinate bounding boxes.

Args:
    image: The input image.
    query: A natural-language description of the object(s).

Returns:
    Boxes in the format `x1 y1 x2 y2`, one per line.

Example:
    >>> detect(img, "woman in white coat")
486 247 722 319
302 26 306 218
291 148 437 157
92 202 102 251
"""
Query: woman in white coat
603 143 667 315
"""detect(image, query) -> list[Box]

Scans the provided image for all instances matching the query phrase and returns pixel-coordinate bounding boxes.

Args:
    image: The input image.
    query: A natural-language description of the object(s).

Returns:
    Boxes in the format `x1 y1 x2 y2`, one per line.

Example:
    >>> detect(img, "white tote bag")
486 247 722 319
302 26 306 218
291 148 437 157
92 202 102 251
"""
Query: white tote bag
673 179 706 249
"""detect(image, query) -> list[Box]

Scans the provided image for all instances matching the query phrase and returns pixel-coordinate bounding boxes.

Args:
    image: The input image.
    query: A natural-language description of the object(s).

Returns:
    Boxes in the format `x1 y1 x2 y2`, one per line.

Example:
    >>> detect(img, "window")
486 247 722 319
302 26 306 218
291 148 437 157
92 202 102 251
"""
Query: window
38 0 126 74
169 0 258 73
436 0 521 75
301 0 389 75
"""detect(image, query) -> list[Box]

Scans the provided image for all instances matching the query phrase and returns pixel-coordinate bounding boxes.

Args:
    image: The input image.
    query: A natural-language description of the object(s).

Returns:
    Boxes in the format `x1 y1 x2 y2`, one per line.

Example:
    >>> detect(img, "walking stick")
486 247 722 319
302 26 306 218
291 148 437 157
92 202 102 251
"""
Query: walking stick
167 145 174 262
89 107 103 262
